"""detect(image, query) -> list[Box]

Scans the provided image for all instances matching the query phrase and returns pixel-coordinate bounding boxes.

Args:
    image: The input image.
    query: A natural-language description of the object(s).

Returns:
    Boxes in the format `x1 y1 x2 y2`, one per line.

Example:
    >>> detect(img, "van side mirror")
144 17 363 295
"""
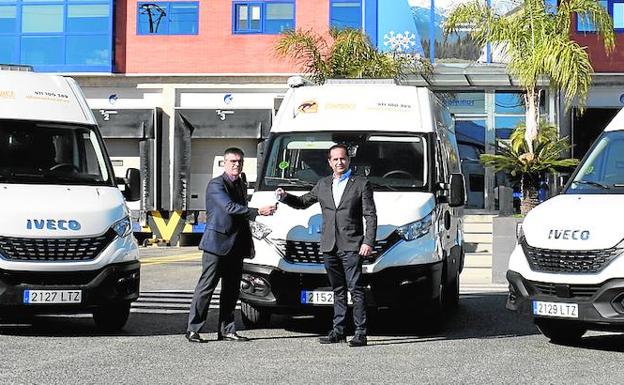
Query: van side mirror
449 173 466 207
117 168 141 202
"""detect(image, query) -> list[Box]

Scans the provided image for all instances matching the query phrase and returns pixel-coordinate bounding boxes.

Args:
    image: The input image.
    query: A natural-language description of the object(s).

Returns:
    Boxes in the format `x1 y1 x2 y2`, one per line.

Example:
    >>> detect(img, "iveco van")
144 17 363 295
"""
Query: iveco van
507 108 624 342
0 70 141 330
239 78 466 327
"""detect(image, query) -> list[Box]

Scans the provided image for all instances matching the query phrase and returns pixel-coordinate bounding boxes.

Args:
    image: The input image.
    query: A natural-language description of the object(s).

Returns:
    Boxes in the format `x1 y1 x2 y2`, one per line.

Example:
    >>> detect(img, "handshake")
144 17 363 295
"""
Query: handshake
257 188 287 216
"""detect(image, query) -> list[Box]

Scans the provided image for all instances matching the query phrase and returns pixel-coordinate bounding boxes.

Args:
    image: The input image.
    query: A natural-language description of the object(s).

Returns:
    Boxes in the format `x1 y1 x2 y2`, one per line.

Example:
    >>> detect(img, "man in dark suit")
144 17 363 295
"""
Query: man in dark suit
185 147 276 343
276 144 377 347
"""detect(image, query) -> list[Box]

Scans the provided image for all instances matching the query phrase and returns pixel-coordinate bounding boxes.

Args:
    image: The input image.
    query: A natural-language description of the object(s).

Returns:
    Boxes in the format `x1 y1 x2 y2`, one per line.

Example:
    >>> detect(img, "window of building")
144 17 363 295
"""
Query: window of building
330 0 362 30
494 92 547 139
577 1 609 32
137 2 199 35
232 1 294 34
0 0 113 72
614 2 624 29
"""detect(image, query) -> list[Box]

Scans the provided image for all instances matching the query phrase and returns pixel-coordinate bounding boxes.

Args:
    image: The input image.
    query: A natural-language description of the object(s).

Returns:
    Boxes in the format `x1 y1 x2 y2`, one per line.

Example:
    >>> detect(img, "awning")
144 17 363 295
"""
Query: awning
93 108 159 139
405 63 550 89
175 108 272 139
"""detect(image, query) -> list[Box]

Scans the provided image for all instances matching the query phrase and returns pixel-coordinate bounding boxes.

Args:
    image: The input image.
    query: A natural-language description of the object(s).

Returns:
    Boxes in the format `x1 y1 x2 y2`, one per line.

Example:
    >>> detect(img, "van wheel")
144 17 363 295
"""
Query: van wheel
241 302 271 329
444 270 460 309
93 303 131 331
534 319 586 344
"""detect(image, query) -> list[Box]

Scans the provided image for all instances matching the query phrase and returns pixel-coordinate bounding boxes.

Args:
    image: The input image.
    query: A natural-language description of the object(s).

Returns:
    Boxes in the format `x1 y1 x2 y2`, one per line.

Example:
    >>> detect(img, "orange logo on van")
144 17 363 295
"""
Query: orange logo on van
297 100 318 113
0 90 15 99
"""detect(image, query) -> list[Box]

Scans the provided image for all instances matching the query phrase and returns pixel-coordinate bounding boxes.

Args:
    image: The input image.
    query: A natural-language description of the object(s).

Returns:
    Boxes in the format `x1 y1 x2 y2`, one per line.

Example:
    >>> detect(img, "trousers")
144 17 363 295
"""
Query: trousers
323 250 366 336
187 250 243 334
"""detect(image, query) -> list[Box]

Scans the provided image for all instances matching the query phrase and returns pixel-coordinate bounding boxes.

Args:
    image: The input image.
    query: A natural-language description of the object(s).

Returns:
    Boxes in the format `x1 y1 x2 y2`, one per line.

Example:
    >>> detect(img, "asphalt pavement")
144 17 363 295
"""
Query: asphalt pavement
2 248 624 384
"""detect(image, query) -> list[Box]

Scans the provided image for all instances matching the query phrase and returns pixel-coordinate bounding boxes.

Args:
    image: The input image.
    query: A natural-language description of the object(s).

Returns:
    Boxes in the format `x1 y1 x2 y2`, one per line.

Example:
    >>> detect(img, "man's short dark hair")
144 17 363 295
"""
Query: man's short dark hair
327 144 349 159
224 147 245 158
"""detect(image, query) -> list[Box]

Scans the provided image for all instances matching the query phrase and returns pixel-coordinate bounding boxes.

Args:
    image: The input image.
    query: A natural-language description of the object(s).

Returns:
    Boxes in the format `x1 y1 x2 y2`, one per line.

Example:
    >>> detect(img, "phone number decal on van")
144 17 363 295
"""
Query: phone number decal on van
26 91 71 103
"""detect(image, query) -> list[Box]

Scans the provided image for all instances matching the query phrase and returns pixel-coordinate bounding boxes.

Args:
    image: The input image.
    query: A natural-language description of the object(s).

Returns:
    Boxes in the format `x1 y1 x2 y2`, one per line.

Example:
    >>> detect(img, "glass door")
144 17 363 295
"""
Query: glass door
455 119 486 209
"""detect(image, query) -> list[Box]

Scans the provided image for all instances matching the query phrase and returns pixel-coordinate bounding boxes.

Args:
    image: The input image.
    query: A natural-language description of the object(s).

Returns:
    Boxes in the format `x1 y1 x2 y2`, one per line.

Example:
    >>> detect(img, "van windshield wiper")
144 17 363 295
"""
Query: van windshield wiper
369 182 396 191
264 177 316 188
572 180 610 189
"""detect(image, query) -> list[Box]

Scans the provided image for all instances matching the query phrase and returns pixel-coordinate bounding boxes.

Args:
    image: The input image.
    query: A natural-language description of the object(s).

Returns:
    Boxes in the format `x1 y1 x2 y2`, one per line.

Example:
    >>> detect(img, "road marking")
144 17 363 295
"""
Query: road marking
131 290 239 314
140 253 202 266
130 287 509 315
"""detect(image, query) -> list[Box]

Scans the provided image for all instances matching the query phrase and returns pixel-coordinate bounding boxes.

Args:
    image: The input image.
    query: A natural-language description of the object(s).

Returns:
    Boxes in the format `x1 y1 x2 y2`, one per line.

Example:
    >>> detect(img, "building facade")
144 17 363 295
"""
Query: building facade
1 0 620 243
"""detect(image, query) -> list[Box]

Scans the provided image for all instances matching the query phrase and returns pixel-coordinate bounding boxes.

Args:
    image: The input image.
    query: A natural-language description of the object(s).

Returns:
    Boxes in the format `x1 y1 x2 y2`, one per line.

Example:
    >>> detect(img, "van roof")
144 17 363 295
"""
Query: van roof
0 71 95 125
605 108 624 132
273 83 434 134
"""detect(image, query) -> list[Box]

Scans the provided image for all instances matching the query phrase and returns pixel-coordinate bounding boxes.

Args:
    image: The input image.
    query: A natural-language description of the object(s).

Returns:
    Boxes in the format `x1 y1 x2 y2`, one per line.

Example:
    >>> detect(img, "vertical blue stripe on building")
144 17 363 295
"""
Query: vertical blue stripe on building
364 0 378 47
429 0 435 62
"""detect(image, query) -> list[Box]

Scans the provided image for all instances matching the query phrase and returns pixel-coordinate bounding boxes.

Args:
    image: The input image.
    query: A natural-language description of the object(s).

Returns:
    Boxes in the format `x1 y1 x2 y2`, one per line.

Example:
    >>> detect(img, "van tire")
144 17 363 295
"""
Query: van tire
93 303 131 331
534 319 586 344
241 302 271 329
444 270 460 308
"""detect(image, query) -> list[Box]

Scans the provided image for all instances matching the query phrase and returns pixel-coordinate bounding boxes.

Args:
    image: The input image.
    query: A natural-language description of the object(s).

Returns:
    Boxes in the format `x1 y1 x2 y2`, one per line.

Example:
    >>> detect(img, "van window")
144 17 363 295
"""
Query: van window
567 130 624 194
0 120 112 186
261 132 428 191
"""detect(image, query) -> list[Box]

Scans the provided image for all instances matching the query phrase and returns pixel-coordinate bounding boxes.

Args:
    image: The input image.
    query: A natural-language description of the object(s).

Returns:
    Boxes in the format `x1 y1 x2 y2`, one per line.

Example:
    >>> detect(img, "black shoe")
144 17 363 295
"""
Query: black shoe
185 331 205 343
319 331 346 344
217 332 250 342
348 334 367 347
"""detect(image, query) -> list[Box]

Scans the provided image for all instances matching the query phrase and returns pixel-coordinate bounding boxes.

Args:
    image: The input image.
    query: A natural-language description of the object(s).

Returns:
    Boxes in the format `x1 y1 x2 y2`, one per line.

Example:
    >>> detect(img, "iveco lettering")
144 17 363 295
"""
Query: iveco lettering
26 219 82 231
507 107 624 343
0 70 142 330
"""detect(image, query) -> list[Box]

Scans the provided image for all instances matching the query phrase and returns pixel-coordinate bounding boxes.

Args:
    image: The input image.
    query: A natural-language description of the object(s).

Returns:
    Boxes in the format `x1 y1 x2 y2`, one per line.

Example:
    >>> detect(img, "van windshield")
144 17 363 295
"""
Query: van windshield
260 132 428 191
566 130 624 194
0 120 113 186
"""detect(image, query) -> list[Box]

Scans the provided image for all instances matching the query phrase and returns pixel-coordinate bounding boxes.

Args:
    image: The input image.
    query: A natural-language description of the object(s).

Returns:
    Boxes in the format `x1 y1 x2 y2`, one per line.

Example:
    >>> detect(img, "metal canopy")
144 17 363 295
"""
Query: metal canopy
404 63 549 89
93 108 159 139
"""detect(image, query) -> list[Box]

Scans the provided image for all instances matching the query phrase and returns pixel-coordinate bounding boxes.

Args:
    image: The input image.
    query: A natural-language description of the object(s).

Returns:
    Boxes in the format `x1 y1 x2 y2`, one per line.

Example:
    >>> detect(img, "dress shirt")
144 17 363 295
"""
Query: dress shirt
332 169 352 207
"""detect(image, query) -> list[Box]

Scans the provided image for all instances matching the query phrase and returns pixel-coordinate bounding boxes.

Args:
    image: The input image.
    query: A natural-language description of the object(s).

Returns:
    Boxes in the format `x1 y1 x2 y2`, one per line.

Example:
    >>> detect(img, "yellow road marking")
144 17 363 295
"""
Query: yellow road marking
140 253 202 266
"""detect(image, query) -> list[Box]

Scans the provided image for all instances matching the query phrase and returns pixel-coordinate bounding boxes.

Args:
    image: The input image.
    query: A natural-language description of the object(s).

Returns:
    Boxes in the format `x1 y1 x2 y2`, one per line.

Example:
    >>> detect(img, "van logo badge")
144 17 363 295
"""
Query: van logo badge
297 100 318 114
26 219 81 231
548 229 590 240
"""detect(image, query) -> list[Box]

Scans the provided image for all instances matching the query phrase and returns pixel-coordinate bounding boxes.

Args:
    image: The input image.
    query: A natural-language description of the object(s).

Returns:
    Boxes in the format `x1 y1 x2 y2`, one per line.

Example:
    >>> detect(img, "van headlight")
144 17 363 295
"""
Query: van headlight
112 216 132 238
516 223 524 241
250 221 272 240
396 212 433 241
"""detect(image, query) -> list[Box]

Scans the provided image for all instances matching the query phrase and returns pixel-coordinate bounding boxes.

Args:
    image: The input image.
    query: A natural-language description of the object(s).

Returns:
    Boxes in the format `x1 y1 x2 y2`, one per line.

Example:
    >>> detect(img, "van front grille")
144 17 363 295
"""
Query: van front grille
521 238 621 274
273 233 400 265
0 230 116 262
528 281 602 298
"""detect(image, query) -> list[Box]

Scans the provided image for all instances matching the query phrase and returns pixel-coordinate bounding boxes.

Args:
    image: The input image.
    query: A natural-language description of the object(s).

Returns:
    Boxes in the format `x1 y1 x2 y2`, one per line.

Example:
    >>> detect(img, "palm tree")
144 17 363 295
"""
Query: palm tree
445 0 614 154
275 28 432 84
480 123 578 214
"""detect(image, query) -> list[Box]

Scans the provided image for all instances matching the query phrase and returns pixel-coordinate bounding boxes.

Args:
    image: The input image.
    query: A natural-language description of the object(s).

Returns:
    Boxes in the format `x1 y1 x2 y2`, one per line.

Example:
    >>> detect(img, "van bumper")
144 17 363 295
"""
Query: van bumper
507 270 624 329
0 261 140 315
240 261 442 312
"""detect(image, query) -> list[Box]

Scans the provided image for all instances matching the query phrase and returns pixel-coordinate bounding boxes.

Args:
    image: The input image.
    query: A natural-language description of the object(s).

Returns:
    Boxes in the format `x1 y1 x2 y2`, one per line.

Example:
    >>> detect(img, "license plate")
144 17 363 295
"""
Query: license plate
23 290 82 304
300 290 352 305
532 300 578 318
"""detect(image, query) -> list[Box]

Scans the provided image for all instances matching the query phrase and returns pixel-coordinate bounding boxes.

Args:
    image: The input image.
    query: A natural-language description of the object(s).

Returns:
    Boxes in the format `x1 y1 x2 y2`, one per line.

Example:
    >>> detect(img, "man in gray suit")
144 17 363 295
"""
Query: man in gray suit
276 144 377 347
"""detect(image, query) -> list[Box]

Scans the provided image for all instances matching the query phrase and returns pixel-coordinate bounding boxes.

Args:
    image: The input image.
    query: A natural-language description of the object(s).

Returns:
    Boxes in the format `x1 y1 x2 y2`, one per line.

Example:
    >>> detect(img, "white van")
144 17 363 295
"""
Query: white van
0 70 141 330
507 109 624 342
240 78 466 327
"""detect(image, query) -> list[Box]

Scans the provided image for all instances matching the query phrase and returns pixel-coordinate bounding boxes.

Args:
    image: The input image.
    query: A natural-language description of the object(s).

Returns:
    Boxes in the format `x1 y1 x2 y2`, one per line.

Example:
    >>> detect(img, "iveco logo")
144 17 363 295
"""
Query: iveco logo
548 229 590 240
26 219 81 231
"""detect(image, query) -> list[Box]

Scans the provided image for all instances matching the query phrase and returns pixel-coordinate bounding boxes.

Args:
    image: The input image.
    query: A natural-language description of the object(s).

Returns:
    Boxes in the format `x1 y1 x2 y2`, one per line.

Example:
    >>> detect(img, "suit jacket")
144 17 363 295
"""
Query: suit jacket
282 174 377 253
199 173 257 257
